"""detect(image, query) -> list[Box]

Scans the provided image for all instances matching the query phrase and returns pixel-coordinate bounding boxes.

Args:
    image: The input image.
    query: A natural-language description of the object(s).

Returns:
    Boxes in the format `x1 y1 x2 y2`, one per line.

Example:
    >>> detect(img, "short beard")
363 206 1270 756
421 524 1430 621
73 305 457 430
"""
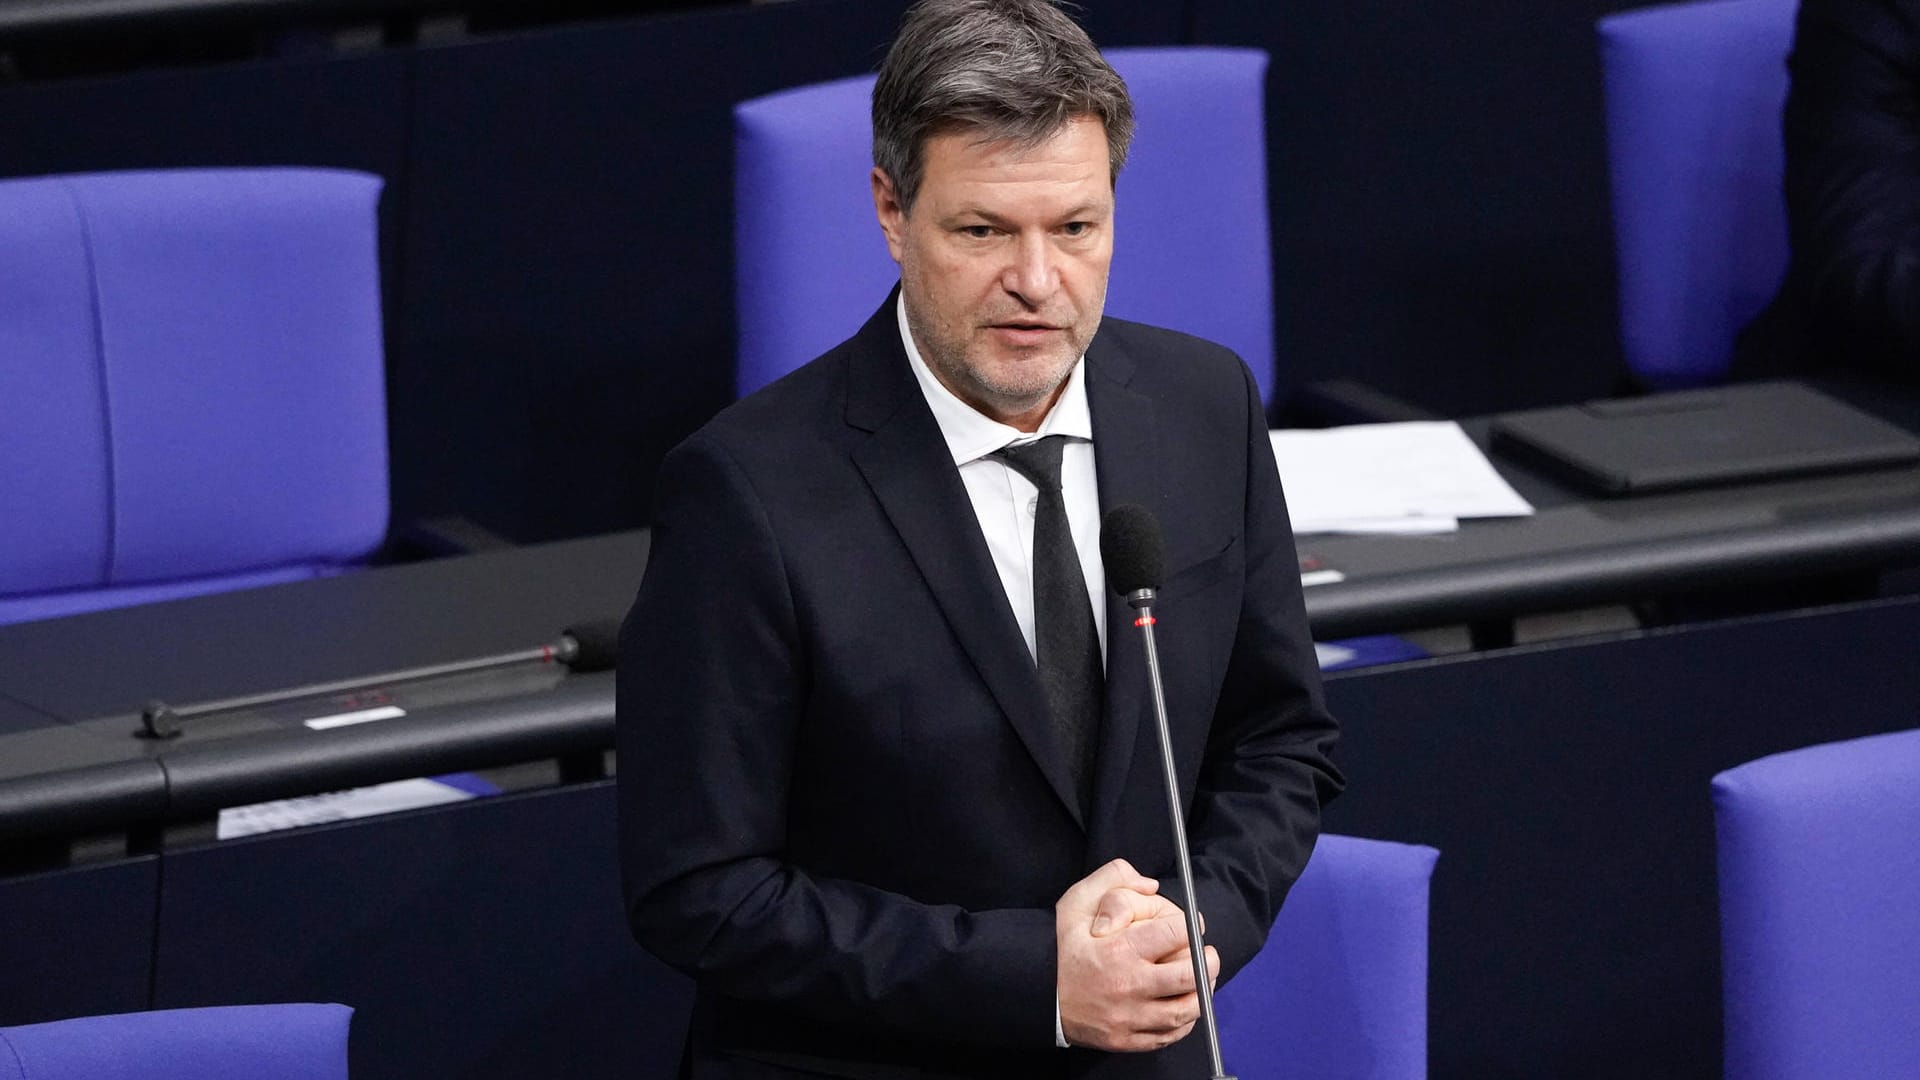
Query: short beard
909 306 1094 422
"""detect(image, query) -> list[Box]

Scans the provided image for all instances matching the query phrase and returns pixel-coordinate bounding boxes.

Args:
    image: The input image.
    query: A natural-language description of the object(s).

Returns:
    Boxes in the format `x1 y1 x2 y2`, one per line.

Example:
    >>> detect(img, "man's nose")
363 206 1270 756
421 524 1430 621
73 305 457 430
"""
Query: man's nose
1001 233 1059 307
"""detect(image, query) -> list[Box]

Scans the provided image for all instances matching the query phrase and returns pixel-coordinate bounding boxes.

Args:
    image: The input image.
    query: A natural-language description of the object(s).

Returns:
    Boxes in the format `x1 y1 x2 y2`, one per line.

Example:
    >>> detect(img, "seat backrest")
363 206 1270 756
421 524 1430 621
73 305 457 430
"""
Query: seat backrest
1214 833 1439 1079
1712 726 1920 1080
0 1003 352 1080
1599 0 1799 389
734 47 1276 404
0 168 390 624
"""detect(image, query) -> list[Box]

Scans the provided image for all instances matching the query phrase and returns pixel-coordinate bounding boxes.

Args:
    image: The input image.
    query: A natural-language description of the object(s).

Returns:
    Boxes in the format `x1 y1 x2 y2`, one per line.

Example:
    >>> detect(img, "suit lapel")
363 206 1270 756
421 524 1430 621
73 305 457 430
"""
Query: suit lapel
844 293 1088 829
1084 329 1162 837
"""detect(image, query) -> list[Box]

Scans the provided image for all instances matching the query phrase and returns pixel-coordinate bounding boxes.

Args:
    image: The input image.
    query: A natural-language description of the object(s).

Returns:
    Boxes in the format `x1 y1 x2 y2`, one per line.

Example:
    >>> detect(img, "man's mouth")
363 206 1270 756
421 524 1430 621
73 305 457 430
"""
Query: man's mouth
988 323 1062 347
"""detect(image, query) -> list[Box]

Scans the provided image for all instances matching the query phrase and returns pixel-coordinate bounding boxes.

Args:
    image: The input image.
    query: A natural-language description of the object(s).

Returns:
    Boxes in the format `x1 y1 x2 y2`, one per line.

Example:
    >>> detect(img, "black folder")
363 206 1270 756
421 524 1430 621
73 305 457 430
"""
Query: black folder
1489 381 1920 495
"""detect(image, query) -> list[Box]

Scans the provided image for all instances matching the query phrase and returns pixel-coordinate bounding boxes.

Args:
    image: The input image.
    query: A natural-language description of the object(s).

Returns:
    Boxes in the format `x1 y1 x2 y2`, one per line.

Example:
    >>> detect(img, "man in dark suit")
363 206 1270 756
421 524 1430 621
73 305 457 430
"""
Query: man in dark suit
618 2 1343 1076
1736 0 1920 384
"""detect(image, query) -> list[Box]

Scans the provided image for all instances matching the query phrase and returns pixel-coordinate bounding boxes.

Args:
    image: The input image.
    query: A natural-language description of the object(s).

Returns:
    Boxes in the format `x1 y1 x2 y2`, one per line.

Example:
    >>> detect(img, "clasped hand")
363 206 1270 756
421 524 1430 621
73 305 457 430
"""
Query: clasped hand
1055 858 1219 1052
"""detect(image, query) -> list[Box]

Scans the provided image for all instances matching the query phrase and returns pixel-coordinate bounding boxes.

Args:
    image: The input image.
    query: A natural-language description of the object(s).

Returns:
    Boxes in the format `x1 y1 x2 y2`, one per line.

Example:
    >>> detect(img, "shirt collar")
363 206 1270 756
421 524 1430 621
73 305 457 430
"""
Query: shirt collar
897 291 1094 467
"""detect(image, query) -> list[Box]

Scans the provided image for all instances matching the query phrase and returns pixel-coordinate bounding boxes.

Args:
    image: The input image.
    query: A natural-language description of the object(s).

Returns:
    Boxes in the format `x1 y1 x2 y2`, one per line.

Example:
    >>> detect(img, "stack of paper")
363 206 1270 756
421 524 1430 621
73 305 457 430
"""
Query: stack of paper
217 778 484 839
1269 421 1534 535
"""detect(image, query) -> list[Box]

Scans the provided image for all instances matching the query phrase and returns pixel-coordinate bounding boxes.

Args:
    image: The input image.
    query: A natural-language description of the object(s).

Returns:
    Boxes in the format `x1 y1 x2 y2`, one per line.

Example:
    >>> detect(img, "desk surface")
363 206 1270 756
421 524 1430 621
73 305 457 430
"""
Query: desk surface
1298 410 1920 636
9 440 1920 707
0 530 648 725
0 532 648 841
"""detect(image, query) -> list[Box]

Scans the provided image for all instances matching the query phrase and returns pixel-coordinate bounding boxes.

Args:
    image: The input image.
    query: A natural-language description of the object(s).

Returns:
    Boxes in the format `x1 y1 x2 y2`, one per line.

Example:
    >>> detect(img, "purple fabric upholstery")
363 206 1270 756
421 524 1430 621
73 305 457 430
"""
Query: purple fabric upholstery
0 178 114 595
734 47 1276 404
1215 834 1438 1079
0 1003 351 1080
1600 0 1798 388
1713 727 1920 1080
0 168 390 627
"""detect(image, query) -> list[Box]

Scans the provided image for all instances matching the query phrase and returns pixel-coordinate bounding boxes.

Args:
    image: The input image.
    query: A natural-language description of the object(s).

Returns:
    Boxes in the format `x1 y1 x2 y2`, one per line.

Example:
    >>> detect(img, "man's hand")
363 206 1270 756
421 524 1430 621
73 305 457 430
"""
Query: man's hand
1056 859 1221 1052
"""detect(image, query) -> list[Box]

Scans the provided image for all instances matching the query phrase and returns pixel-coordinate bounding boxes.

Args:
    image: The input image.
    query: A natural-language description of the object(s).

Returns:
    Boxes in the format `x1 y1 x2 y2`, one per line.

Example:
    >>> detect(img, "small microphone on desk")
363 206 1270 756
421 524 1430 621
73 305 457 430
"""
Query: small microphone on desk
1101 504 1235 1080
554 619 620 673
139 619 623 739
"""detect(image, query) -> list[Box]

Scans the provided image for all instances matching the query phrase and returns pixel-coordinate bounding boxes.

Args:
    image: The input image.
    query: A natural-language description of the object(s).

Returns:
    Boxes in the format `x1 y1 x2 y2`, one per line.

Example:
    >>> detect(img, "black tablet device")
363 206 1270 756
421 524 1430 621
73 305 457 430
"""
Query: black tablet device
1489 381 1920 495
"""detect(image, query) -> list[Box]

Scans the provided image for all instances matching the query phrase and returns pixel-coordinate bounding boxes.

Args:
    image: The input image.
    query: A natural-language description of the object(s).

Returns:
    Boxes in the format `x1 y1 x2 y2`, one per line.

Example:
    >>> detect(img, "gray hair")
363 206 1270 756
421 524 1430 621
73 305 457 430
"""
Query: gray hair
872 0 1135 212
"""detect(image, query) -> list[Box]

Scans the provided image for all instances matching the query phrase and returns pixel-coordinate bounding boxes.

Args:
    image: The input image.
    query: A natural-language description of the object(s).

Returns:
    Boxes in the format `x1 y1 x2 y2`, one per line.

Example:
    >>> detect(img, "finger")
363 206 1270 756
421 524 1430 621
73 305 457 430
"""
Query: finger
1061 993 1195 1053
1131 949 1211 1001
1206 945 1220 989
1113 1019 1198 1055
1092 993 1201 1053
1091 886 1171 936
1122 906 1200 964
1059 858 1155 915
1130 991 1201 1035
1119 909 1190 963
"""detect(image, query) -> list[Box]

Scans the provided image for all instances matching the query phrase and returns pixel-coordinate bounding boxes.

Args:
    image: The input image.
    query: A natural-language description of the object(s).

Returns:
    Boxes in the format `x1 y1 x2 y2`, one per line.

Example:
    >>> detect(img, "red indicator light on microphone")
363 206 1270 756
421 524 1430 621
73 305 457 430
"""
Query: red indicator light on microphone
1134 616 1157 627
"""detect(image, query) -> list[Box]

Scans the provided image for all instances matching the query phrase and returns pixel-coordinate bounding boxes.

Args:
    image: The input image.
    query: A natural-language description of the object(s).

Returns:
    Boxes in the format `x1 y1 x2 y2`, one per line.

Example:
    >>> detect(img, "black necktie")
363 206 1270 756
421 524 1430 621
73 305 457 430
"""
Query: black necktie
991 435 1102 813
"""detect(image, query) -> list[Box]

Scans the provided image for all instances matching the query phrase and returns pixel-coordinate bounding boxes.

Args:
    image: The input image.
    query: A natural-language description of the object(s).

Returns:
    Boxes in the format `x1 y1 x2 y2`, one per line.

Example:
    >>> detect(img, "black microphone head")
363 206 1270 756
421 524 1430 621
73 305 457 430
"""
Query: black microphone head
560 619 622 672
1101 503 1166 596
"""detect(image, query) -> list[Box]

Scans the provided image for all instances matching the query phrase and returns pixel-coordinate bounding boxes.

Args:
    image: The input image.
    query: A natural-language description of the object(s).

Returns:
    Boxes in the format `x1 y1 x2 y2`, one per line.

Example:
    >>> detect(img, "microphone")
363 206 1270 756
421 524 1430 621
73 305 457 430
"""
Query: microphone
1101 505 1234 1080
1101 503 1166 609
556 619 621 673
140 619 622 739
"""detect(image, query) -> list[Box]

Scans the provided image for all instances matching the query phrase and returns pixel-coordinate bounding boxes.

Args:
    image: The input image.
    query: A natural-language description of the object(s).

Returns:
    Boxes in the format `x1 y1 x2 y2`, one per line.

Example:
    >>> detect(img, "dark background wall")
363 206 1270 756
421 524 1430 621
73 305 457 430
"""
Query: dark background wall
1207 1 1636 416
0 0 1652 541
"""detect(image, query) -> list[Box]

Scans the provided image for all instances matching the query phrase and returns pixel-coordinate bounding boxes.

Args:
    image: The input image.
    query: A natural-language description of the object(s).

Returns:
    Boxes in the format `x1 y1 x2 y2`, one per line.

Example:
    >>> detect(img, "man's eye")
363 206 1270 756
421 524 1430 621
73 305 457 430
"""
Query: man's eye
1061 222 1091 237
961 225 994 239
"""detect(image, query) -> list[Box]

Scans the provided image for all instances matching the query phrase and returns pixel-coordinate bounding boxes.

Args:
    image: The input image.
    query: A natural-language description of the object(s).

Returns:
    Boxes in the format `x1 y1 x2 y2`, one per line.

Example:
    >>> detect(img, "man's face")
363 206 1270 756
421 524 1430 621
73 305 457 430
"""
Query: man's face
873 116 1114 430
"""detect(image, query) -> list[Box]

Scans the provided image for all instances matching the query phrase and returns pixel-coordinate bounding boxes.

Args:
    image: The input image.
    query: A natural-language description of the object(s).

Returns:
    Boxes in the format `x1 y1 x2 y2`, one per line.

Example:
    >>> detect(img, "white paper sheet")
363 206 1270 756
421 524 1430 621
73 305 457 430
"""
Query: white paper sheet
216 778 482 839
1313 642 1358 668
304 705 407 730
1270 421 1534 535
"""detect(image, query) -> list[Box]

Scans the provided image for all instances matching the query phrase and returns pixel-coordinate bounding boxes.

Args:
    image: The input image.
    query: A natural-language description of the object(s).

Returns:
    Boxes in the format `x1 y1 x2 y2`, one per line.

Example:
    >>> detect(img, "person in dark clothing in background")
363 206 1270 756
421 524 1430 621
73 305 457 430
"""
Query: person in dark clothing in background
1737 0 1920 385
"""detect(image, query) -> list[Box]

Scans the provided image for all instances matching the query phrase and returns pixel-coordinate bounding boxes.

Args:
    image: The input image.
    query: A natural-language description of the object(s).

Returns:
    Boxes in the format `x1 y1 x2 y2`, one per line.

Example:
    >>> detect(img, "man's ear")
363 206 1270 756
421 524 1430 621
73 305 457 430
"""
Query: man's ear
872 167 908 264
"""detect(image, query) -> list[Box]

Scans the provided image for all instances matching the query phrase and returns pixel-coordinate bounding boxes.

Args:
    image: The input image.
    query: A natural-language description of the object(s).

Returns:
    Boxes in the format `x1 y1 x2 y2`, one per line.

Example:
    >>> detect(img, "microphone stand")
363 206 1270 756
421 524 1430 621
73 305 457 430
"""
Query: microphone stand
1126 585 1235 1080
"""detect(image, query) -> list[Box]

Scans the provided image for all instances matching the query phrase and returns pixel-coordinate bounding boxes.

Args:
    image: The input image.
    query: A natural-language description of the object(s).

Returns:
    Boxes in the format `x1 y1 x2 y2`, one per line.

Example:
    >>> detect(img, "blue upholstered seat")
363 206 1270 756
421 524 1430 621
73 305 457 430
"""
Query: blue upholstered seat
1713 727 1920 1079
1599 0 1799 388
0 168 390 626
1215 833 1438 1079
0 1003 352 1080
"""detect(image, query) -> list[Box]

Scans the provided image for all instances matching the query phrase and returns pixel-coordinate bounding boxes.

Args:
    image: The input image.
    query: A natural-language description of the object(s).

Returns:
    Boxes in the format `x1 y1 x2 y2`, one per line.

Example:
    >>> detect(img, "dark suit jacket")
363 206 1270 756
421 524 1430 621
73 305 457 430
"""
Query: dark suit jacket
1736 0 1920 383
617 294 1343 1079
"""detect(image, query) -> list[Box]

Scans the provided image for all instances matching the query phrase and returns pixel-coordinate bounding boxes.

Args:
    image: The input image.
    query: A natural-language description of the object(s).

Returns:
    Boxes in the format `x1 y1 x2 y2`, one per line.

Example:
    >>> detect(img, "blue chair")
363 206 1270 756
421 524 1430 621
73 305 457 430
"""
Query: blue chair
1713 727 1920 1080
0 167 391 627
0 1003 352 1079
1215 834 1439 1080
736 54 1427 669
1599 0 1799 389
734 47 1277 405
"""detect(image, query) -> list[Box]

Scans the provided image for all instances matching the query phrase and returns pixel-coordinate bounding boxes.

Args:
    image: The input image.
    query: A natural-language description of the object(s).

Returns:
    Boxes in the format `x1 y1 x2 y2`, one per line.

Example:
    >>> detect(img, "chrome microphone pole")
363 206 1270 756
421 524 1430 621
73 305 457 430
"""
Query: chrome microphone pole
1126 586 1234 1080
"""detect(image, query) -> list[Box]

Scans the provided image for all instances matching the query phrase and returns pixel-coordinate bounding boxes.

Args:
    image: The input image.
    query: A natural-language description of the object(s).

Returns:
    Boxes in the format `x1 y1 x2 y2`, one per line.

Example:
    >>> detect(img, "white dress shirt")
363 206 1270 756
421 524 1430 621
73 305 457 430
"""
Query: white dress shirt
897 294 1104 1050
